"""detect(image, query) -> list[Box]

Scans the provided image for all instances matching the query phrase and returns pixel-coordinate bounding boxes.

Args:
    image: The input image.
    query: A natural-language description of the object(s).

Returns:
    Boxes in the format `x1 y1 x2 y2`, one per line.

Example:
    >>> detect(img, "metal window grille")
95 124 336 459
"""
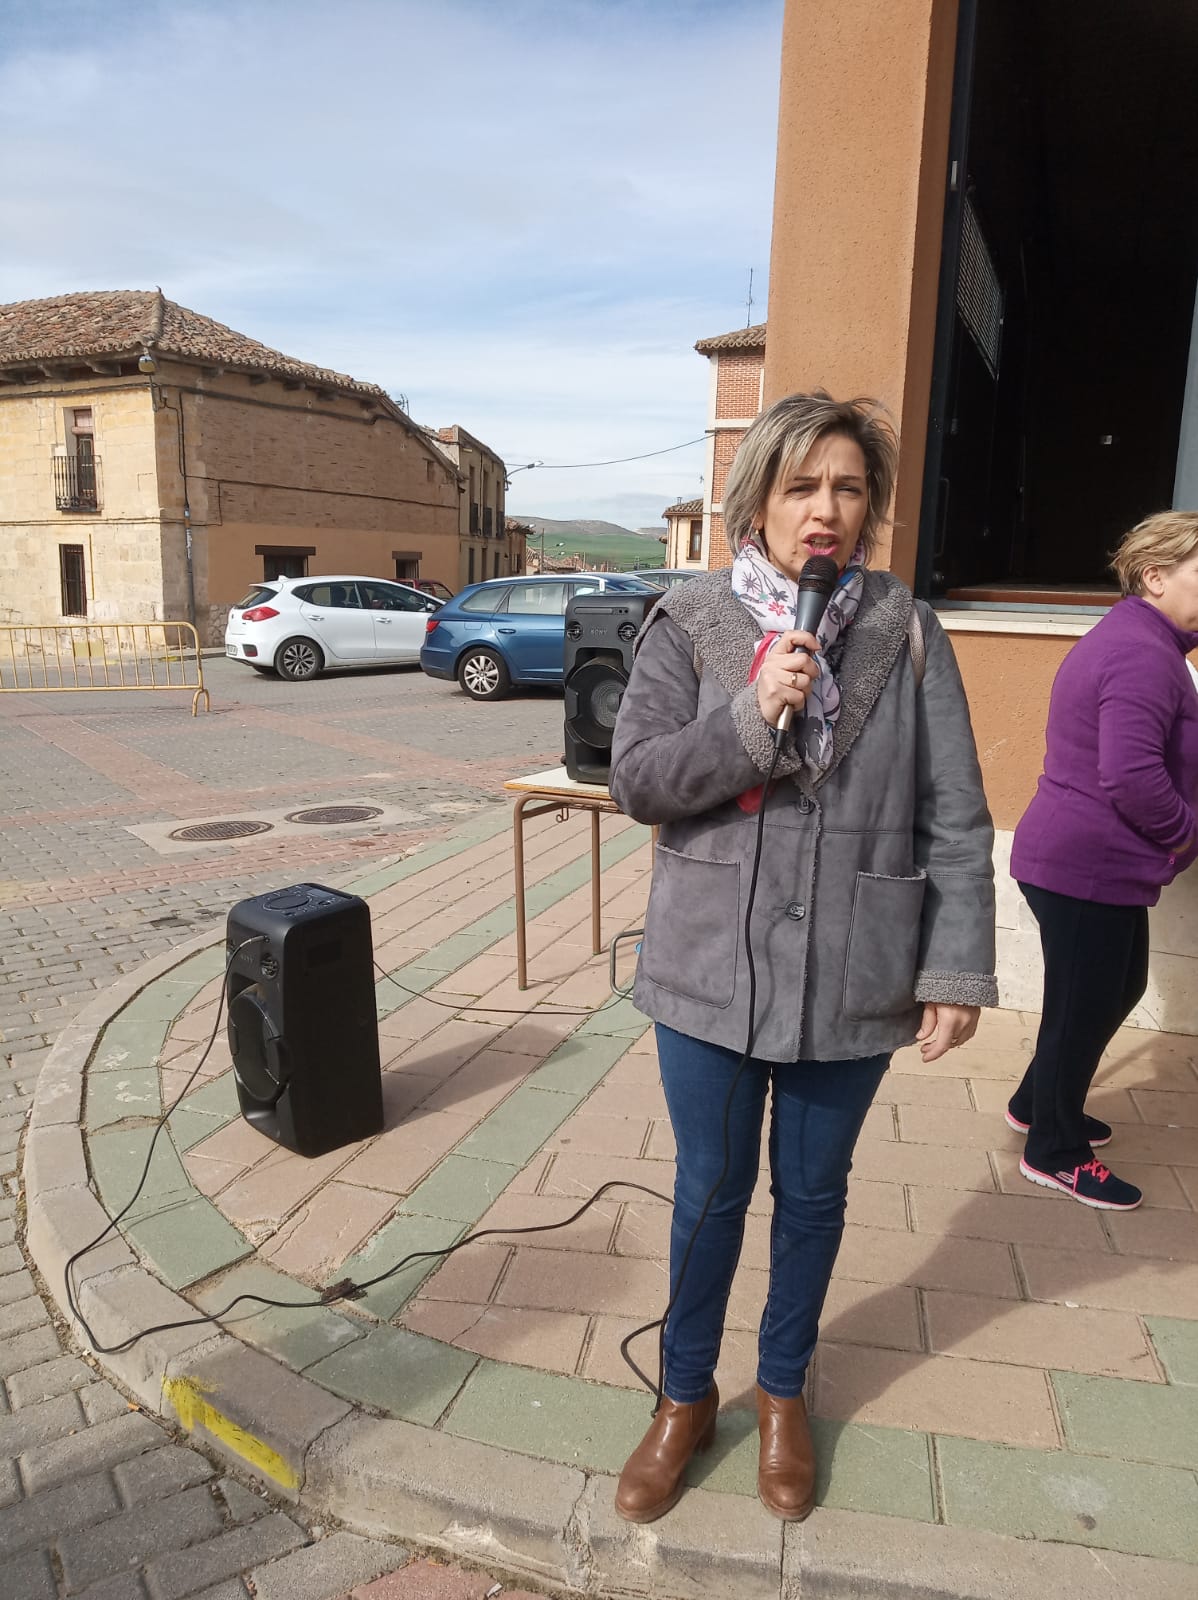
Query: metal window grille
59 544 87 617
53 454 101 511
957 196 1003 378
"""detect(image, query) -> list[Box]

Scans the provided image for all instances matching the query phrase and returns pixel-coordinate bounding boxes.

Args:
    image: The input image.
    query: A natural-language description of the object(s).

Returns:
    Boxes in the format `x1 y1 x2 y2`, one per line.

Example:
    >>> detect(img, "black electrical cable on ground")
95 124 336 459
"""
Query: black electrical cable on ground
65 936 662 1354
67 745 782 1376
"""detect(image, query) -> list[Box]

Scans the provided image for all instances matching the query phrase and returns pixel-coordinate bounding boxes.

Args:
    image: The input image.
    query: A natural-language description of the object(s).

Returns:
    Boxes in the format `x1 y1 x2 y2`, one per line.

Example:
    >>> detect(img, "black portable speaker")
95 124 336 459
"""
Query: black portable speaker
225 883 383 1158
563 590 657 785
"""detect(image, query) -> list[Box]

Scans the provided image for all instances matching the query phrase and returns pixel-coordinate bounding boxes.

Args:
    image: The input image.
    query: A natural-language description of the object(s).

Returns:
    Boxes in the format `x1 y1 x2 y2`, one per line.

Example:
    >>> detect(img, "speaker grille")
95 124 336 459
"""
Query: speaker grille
565 657 629 749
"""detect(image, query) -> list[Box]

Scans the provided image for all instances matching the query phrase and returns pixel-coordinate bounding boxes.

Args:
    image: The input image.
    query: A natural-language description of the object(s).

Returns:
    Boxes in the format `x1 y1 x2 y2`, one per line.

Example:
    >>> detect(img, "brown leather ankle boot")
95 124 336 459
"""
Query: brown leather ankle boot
615 1384 719 1523
756 1385 815 1520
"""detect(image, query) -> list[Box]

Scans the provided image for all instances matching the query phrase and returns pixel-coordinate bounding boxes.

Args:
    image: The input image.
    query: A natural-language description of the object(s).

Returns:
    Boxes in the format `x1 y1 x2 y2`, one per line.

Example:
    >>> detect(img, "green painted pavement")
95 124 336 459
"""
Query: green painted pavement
527 1035 634 1096
307 1325 478 1425
86 1067 161 1129
125 1196 250 1289
168 1073 241 1151
1053 1370 1198 1470
332 1213 467 1322
575 995 651 1040
455 1087 580 1169
936 1434 1198 1563
685 1408 937 1522
91 1016 171 1075
194 1263 363 1370
443 1360 650 1475
399 1155 520 1224
1146 1316 1198 1386
89 1125 193 1222
342 805 512 899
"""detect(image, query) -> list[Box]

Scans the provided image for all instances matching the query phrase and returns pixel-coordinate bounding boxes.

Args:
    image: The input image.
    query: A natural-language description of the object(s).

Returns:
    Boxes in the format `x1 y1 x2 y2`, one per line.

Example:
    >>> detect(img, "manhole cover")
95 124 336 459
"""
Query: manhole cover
168 819 273 842
285 805 384 825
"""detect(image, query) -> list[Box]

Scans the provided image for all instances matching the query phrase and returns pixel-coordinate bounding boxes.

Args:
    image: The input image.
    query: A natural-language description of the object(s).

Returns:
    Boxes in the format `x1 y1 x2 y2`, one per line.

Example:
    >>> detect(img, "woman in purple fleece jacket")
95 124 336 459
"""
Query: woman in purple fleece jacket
1010 511 1198 1210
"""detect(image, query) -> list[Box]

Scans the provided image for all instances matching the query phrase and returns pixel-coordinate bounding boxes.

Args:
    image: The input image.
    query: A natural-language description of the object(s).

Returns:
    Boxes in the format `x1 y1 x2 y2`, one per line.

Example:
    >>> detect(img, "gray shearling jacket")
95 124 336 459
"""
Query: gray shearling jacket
608 569 997 1063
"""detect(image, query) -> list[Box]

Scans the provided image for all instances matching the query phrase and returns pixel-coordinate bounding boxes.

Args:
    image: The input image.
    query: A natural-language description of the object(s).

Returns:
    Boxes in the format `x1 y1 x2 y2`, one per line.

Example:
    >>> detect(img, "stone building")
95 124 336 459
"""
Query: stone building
429 425 524 586
0 290 468 642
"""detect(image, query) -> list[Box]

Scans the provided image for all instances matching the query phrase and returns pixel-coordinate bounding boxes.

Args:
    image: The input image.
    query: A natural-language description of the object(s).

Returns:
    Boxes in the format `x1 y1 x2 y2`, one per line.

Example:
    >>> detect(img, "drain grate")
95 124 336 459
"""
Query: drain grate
285 805 384 826
169 819 273 842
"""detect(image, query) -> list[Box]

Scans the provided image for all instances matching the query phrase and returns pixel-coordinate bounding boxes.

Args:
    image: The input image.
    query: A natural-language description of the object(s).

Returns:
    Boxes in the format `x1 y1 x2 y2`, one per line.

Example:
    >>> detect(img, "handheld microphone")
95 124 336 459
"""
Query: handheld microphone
775 554 839 735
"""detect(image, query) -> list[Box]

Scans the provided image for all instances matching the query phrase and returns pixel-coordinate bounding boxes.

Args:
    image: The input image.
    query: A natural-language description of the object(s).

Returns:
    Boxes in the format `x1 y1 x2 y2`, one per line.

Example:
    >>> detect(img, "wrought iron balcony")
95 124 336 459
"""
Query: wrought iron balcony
53 454 101 512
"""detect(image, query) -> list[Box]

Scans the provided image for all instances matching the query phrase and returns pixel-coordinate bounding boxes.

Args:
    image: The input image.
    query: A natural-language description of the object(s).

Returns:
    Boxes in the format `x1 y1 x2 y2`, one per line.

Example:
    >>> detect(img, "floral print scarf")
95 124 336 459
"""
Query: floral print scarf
731 536 866 776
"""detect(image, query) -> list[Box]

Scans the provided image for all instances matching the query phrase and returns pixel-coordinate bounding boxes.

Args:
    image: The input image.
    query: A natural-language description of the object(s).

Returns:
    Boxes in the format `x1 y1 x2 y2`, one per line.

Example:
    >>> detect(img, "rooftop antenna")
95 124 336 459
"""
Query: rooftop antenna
745 267 754 328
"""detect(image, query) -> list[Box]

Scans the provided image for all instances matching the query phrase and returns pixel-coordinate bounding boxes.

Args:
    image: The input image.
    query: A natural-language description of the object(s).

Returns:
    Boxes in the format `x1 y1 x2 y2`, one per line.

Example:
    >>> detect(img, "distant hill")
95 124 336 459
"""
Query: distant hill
519 516 667 570
519 517 658 540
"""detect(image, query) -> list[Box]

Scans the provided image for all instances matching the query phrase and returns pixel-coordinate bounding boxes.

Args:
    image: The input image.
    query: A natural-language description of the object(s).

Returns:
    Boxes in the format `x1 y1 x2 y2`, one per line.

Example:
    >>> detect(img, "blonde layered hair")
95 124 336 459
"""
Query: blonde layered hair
1111 510 1198 597
722 391 899 562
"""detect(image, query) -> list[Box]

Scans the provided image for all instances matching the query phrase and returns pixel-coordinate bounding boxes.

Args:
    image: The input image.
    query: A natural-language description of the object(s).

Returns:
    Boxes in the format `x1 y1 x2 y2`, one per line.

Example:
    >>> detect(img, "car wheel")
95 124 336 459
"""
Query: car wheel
275 637 324 681
457 647 510 701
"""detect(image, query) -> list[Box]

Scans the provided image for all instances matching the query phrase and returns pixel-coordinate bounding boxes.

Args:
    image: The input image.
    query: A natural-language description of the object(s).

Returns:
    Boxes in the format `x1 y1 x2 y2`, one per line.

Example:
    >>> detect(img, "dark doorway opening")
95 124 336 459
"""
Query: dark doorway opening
920 0 1198 604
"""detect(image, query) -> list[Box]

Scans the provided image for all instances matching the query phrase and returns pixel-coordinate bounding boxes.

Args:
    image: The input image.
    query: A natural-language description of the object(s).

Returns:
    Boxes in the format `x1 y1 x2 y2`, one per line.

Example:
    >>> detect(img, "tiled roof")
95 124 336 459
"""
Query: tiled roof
694 321 767 354
663 497 703 517
0 289 386 397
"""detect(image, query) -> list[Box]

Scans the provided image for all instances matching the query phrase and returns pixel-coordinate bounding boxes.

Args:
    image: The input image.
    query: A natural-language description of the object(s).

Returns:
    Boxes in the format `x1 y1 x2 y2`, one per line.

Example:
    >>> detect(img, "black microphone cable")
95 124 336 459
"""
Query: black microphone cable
64 936 672 1354
618 733 785 1403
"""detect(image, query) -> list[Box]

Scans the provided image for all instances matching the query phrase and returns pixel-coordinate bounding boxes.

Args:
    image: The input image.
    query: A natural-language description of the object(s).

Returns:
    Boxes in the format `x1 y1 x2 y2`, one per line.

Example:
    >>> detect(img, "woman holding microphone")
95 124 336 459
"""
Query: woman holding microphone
608 391 996 1523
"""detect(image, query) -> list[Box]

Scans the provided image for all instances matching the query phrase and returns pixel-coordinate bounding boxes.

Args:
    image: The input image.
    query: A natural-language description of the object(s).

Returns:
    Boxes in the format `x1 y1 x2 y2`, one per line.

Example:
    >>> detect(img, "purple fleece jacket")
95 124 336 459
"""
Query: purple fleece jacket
1011 597 1198 906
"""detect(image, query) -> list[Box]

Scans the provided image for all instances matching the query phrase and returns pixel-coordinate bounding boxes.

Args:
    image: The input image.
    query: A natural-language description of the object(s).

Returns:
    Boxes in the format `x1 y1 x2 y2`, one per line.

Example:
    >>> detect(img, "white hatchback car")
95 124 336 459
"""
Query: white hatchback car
225 575 443 680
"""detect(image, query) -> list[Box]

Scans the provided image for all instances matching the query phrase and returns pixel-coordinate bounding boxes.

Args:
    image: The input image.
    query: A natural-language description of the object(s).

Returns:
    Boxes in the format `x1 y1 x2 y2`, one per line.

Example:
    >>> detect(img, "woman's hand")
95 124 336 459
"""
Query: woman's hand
915 1003 980 1063
755 630 821 728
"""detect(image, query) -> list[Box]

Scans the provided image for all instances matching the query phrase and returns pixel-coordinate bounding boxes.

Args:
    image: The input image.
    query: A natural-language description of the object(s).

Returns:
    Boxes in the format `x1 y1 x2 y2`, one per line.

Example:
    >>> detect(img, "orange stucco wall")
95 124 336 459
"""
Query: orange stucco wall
949 630 1076 830
765 0 959 582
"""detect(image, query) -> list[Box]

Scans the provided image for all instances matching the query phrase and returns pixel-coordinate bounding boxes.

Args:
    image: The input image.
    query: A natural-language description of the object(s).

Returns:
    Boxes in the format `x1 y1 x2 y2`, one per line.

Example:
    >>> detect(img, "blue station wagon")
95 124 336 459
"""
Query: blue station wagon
420 573 656 700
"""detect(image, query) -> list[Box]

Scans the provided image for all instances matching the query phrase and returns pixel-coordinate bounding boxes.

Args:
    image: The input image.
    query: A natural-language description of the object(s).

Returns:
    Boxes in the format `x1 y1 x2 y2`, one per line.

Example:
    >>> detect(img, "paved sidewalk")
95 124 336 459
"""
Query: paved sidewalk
13 800 1198 1597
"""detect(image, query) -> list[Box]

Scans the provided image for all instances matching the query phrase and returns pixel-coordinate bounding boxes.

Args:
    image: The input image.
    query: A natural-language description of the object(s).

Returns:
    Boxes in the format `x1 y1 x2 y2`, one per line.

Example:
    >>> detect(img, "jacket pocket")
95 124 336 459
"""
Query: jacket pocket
641 845 739 1008
843 870 927 1019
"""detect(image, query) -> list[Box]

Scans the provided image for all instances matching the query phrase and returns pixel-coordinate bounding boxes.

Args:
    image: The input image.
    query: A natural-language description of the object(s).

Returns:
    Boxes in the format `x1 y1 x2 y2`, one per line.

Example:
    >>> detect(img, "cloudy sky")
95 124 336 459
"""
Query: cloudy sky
0 0 782 528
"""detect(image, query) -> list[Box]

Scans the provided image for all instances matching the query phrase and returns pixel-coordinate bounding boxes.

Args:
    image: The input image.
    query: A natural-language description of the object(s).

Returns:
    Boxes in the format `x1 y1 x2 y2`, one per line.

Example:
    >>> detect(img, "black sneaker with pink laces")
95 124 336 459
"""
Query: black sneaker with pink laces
1019 1156 1142 1210
1005 1107 1112 1147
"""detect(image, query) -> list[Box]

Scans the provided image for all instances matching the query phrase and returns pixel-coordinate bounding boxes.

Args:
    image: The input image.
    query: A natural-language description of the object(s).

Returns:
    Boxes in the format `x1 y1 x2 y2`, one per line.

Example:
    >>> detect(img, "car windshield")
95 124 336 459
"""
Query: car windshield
235 586 278 609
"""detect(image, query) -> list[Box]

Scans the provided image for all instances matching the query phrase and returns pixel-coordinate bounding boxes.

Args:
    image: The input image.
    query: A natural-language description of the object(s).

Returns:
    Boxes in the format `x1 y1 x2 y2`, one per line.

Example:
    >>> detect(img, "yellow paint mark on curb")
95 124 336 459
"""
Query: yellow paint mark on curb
163 1375 299 1492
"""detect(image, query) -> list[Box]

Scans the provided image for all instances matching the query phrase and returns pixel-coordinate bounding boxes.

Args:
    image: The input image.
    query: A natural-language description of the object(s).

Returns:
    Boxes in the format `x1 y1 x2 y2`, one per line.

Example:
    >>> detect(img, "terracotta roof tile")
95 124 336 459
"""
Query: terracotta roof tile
0 289 386 397
663 497 703 517
694 321 767 354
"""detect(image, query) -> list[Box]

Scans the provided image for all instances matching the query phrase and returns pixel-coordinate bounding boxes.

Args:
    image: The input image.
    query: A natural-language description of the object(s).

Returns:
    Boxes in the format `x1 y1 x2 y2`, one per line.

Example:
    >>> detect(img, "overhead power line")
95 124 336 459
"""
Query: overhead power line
505 436 706 476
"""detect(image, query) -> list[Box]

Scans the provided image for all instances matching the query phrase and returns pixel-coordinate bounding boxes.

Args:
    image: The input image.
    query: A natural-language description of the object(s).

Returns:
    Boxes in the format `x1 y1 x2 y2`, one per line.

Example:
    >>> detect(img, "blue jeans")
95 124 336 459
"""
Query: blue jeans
656 1023 888 1403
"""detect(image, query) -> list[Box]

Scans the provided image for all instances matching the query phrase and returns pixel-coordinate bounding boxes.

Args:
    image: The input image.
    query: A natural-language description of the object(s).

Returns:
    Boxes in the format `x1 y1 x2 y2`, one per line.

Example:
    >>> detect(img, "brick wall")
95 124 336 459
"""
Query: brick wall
714 351 763 421
163 372 462 634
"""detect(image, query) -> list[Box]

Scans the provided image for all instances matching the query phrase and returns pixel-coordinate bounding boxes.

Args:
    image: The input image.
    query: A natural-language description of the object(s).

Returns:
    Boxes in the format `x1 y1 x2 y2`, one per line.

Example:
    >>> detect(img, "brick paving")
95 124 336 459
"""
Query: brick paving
0 662 573 1599
6 661 1198 1592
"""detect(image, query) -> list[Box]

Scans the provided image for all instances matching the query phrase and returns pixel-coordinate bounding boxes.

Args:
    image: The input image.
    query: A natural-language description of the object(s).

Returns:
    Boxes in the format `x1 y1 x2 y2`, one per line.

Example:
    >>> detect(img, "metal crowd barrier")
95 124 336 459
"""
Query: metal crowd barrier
0 623 211 715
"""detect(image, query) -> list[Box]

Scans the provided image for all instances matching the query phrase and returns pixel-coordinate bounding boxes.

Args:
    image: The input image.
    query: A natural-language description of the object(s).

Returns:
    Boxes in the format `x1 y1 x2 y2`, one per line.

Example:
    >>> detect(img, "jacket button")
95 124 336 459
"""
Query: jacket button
785 901 806 920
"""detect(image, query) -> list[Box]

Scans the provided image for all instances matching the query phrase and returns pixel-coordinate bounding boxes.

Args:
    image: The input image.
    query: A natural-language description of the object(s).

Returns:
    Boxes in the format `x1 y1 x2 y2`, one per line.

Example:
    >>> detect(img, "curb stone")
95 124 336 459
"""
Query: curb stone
788 1506 1198 1599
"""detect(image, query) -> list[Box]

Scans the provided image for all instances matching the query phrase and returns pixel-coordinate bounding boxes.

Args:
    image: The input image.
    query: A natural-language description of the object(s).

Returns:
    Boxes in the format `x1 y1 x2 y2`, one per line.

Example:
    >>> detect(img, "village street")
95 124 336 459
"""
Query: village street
0 663 566 1600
